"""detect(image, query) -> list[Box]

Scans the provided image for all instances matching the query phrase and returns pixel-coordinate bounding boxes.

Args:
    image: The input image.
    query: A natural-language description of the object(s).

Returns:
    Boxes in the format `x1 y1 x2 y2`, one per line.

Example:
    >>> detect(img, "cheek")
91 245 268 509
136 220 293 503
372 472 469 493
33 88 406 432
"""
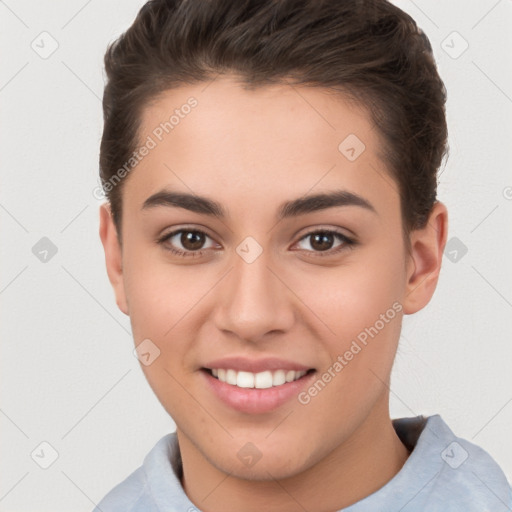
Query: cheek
324 245 405 394
121 245 211 392
294 243 406 340
122 244 194 339
292 239 406 413
122 250 199 417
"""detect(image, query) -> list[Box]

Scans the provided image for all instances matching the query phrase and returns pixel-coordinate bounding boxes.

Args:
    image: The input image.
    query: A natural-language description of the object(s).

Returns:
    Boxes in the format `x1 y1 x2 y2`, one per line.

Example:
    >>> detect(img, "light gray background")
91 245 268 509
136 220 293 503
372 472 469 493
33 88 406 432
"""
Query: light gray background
1 0 511 510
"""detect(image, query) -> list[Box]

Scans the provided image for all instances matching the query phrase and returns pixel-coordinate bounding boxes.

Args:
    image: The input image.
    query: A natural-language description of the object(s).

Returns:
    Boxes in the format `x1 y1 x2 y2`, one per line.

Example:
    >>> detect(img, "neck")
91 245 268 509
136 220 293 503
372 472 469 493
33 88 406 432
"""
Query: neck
178 398 409 512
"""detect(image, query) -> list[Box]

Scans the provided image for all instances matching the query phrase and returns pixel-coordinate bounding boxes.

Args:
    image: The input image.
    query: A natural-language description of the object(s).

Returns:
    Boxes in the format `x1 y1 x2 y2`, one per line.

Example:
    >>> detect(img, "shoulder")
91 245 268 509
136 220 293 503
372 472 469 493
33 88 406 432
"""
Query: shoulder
435 434 512 509
92 433 178 512
347 415 512 511
92 467 153 512
93 466 157 512
403 415 512 511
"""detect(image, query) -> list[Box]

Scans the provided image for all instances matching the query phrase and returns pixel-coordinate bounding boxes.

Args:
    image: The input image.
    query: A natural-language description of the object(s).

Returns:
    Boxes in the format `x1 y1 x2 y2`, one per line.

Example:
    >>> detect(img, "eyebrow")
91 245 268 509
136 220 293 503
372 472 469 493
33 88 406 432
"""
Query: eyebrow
141 188 377 219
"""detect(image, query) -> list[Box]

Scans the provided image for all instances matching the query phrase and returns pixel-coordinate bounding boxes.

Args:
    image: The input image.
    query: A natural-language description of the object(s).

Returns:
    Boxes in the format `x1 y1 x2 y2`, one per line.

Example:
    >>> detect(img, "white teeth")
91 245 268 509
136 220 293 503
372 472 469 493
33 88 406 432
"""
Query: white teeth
210 368 309 388
254 371 273 389
236 371 254 388
272 369 286 386
226 369 237 385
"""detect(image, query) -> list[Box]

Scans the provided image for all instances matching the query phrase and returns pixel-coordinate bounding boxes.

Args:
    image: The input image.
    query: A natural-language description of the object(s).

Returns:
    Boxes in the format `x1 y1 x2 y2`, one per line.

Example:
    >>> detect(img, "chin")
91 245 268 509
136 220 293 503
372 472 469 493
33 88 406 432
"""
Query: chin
211 445 315 482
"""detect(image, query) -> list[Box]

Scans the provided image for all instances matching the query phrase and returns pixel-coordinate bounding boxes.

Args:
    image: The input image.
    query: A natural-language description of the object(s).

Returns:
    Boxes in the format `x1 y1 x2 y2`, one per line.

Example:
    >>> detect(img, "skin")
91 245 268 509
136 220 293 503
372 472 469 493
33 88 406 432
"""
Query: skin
99 75 448 512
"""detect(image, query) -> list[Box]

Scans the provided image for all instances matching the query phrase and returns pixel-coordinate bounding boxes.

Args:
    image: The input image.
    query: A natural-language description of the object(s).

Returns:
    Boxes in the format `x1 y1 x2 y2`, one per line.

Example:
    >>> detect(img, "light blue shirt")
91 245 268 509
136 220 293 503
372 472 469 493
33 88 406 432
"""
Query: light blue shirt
93 415 512 511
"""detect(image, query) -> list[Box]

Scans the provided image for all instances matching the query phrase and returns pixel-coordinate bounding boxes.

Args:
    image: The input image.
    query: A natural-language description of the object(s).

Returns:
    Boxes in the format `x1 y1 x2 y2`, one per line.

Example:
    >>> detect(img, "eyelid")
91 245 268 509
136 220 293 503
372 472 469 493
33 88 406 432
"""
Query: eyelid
157 224 215 241
293 223 357 240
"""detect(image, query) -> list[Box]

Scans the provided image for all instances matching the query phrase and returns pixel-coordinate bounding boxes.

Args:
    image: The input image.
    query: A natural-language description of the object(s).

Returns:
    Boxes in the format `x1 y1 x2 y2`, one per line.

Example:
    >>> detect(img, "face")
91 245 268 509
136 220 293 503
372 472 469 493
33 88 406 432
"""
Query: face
100 75 445 481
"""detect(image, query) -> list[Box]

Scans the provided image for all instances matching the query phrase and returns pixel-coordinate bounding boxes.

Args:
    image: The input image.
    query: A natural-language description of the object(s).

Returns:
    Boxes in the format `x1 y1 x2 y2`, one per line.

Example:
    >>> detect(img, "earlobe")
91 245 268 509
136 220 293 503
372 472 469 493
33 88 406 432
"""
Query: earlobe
402 201 448 315
99 203 129 315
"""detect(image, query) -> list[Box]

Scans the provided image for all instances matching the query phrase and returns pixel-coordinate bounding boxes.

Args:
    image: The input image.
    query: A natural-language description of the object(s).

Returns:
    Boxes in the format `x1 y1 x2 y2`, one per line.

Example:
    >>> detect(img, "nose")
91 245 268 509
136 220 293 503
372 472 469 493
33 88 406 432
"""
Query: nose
212 245 296 344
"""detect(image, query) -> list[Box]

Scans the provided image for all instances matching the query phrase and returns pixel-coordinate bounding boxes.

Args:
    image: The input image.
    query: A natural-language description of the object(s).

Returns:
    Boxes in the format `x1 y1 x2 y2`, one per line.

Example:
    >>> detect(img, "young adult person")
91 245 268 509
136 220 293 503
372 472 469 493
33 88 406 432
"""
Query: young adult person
94 0 512 510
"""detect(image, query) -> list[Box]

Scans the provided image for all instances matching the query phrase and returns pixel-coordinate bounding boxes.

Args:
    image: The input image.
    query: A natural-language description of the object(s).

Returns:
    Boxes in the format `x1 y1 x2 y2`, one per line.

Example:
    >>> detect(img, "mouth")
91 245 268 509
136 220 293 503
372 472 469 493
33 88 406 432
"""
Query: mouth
200 365 317 414
202 367 316 389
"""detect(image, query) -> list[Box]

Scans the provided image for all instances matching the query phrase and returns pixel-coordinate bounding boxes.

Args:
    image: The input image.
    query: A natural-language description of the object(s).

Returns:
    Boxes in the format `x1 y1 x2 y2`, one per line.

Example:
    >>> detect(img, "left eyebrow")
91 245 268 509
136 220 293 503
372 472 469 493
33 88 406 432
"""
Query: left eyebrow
141 188 377 219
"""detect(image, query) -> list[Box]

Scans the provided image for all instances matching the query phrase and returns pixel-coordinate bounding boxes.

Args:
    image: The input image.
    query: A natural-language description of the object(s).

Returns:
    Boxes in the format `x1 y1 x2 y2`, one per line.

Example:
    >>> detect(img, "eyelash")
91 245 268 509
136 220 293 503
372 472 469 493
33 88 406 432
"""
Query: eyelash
156 227 356 259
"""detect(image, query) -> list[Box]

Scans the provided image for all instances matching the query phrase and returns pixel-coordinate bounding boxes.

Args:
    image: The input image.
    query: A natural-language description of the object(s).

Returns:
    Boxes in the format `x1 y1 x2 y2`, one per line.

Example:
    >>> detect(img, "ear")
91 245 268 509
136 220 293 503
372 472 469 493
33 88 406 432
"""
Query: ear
99 203 129 315
402 201 448 315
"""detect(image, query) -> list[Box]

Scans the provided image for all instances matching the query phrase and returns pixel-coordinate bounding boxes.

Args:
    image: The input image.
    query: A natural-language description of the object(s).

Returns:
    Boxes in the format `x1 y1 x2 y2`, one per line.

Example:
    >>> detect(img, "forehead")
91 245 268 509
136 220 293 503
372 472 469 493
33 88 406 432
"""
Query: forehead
126 75 399 219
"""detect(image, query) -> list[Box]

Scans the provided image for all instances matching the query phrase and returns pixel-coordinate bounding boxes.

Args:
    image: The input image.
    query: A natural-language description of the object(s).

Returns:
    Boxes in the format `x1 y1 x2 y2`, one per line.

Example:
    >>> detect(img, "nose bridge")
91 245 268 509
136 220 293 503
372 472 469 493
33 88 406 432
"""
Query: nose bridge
213 240 294 341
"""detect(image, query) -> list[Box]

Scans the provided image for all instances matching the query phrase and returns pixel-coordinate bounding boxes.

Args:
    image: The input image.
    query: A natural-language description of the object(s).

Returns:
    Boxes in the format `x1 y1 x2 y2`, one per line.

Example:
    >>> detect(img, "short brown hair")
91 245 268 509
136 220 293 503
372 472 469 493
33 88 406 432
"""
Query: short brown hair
99 0 448 245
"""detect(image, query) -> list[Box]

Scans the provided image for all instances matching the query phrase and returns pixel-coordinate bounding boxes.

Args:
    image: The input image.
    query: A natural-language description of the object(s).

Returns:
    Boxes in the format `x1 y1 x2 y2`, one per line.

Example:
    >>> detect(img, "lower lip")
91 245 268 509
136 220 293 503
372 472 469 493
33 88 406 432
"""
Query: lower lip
201 369 316 414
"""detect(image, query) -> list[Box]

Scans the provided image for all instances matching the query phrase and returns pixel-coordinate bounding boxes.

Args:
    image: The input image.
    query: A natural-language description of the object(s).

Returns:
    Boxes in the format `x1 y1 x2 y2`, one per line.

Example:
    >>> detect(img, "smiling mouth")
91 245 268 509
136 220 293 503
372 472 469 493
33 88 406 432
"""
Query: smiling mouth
202 368 316 389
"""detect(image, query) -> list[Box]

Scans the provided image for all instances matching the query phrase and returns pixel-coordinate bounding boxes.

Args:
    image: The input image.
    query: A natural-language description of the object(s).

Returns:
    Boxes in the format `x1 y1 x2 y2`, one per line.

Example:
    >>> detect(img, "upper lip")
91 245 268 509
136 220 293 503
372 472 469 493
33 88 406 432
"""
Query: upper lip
203 356 314 374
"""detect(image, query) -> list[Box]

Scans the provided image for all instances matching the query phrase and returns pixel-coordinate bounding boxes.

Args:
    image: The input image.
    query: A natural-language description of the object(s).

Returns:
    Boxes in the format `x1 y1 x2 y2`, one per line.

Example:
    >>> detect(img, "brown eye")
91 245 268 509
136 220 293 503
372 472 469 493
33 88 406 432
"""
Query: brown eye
309 232 336 251
180 230 206 251
295 230 355 255
158 228 217 257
